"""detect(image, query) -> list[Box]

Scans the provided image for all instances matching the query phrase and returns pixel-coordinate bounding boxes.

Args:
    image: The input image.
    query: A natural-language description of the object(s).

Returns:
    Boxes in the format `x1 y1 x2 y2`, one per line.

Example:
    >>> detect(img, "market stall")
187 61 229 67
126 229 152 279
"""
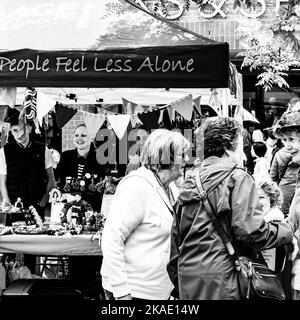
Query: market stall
0 0 237 299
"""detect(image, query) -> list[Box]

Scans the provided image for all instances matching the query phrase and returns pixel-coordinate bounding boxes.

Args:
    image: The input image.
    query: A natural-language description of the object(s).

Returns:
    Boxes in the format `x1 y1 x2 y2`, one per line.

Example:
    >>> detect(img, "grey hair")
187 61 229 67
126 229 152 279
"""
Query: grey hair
257 179 283 208
140 129 190 172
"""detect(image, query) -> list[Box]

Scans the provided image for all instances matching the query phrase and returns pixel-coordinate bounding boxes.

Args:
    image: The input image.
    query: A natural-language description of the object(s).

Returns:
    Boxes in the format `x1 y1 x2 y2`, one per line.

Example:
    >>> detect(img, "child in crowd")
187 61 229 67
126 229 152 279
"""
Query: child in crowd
251 141 269 179
256 178 285 270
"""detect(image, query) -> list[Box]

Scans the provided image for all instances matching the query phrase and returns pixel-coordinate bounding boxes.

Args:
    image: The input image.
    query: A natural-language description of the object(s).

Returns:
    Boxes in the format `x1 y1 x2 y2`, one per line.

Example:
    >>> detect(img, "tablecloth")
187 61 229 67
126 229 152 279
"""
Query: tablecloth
0 234 102 256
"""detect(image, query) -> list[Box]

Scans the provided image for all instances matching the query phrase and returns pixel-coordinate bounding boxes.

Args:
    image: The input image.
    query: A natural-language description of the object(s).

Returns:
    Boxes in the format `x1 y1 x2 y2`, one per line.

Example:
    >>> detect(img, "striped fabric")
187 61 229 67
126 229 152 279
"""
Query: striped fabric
23 87 37 120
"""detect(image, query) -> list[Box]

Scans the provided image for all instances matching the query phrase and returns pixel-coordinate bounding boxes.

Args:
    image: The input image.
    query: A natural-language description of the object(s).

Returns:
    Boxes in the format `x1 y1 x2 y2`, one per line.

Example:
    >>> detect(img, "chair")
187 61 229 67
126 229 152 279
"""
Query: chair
36 256 68 279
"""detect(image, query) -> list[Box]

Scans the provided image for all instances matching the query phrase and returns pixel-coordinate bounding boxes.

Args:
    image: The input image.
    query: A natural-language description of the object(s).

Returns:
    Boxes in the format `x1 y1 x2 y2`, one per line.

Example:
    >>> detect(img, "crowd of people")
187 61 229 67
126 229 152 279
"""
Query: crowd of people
2 98 300 301
101 100 300 300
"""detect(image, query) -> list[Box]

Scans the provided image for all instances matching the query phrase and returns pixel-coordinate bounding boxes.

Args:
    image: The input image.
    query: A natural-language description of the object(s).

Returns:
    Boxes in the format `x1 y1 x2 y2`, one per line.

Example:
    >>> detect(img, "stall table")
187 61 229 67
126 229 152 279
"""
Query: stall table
0 234 102 256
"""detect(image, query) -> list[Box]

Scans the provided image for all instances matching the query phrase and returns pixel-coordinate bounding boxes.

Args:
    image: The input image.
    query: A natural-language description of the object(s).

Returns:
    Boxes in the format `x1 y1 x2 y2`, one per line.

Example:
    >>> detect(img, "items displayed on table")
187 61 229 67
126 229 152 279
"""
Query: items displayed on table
63 173 102 195
60 192 92 226
48 187 106 235
61 173 122 196
1 196 43 227
13 225 47 235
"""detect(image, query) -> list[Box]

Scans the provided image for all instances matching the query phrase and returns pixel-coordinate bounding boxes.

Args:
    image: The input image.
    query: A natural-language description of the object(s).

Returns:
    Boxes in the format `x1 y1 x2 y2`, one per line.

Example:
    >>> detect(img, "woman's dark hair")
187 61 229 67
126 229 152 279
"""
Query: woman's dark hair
252 142 267 158
199 117 242 159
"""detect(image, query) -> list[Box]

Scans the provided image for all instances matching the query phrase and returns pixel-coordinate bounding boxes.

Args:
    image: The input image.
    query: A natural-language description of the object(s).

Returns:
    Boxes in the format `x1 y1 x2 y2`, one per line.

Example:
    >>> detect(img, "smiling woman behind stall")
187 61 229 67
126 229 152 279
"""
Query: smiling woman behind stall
55 123 107 299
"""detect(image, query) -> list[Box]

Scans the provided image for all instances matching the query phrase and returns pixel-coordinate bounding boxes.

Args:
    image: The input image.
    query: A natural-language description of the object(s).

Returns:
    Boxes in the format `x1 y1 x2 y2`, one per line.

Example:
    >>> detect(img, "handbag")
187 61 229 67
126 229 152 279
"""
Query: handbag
195 168 286 300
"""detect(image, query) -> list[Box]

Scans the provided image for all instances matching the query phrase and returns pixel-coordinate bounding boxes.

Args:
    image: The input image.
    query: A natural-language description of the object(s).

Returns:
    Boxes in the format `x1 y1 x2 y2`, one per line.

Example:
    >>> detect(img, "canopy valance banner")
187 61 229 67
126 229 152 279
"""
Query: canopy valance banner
0 46 228 88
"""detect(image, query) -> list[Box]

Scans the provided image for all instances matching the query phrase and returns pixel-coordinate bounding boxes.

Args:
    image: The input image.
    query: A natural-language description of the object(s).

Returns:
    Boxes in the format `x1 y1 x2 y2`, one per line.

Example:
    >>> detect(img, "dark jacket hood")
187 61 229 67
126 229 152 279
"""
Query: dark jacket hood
179 156 238 204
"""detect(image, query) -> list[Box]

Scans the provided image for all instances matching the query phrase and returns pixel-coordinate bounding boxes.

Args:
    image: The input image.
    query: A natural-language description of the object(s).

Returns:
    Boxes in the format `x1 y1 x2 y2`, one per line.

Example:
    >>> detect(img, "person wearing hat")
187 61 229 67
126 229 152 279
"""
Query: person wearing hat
274 101 300 299
0 107 55 273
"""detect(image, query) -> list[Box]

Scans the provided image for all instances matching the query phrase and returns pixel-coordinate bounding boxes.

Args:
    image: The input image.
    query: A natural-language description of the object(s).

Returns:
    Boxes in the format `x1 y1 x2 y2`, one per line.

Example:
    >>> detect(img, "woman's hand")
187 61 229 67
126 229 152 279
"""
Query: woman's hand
115 293 133 300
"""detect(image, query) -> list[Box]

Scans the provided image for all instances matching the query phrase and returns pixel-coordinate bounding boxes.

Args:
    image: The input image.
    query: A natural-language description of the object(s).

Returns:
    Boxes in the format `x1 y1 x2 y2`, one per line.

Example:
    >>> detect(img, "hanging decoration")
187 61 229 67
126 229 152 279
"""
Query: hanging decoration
36 90 56 126
23 87 37 120
82 111 106 140
0 106 8 124
159 109 172 129
122 97 138 114
208 89 222 116
167 105 175 122
36 89 210 134
193 96 202 116
0 87 17 108
107 114 131 140
137 109 161 131
55 103 77 129
171 94 193 121
130 114 142 128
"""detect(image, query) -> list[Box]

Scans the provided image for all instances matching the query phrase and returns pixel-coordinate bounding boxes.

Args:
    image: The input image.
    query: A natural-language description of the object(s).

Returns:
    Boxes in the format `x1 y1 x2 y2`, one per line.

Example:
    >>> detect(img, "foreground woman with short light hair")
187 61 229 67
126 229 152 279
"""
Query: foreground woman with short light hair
101 128 190 300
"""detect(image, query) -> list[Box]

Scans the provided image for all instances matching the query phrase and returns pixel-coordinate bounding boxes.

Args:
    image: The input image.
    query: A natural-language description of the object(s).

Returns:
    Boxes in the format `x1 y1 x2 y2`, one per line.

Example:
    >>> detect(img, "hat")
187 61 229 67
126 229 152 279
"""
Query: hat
273 102 300 135
4 107 21 126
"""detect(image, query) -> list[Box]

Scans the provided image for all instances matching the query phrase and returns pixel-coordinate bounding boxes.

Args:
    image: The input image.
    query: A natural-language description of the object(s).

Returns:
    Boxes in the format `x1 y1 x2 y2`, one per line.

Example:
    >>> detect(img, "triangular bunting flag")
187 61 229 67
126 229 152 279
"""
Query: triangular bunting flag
137 109 160 131
158 109 164 124
159 109 172 129
220 88 231 117
167 105 175 122
234 104 244 125
36 90 56 125
130 114 142 128
208 89 221 116
0 106 8 124
193 96 202 115
55 103 77 129
171 94 193 121
0 123 9 147
107 114 131 140
122 97 138 114
0 87 16 108
82 112 106 140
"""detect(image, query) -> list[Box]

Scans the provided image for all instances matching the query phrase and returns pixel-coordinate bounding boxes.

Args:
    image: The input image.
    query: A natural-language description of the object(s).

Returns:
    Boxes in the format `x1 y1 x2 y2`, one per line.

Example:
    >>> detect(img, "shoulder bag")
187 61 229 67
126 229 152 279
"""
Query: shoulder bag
195 168 286 300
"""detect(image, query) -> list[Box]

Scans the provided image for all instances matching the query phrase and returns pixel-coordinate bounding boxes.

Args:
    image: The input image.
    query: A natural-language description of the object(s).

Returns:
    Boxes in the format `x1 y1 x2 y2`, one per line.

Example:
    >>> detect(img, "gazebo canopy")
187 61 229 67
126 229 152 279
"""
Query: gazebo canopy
0 0 229 88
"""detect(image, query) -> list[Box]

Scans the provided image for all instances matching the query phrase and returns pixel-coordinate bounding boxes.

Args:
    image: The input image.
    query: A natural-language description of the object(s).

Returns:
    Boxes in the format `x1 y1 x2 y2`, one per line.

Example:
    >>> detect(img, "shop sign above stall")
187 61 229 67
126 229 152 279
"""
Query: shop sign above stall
0 46 228 88
133 0 289 19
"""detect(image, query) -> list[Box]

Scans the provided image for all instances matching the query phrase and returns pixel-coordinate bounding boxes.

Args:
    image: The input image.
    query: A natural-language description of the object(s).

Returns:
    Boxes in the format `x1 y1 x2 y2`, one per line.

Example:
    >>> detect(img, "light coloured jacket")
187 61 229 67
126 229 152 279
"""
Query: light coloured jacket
101 166 174 299
253 157 270 179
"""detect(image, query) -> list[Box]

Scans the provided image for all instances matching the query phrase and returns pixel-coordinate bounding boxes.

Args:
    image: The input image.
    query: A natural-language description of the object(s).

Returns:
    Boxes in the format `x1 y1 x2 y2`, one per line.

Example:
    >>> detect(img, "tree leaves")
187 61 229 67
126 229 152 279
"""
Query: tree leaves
236 0 300 91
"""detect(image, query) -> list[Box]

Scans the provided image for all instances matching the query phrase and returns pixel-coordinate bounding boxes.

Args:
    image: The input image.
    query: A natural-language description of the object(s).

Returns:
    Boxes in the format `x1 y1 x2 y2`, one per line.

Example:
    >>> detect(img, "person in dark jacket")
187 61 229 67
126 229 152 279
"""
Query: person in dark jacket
270 147 300 217
168 116 294 300
273 102 300 300
0 107 55 273
55 123 107 212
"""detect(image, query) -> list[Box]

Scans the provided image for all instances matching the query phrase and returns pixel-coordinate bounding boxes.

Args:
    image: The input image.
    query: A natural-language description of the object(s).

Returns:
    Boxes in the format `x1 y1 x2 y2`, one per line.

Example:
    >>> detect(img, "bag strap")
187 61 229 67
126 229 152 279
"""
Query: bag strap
195 167 237 256
277 157 292 184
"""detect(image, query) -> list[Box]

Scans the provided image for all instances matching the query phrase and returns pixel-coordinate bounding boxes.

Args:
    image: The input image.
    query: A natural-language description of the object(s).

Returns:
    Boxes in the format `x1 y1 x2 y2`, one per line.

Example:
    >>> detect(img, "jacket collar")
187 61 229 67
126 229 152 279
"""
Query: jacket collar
127 166 174 214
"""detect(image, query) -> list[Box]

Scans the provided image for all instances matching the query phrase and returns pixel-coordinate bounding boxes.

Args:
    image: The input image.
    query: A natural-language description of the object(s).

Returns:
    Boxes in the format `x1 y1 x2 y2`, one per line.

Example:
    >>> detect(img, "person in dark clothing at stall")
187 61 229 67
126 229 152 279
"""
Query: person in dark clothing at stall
0 107 55 273
55 123 107 299
55 123 108 212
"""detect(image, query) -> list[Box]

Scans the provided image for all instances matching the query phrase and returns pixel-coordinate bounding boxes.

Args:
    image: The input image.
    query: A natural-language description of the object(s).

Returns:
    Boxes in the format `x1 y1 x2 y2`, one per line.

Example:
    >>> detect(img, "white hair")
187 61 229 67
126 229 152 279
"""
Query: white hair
140 129 190 171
